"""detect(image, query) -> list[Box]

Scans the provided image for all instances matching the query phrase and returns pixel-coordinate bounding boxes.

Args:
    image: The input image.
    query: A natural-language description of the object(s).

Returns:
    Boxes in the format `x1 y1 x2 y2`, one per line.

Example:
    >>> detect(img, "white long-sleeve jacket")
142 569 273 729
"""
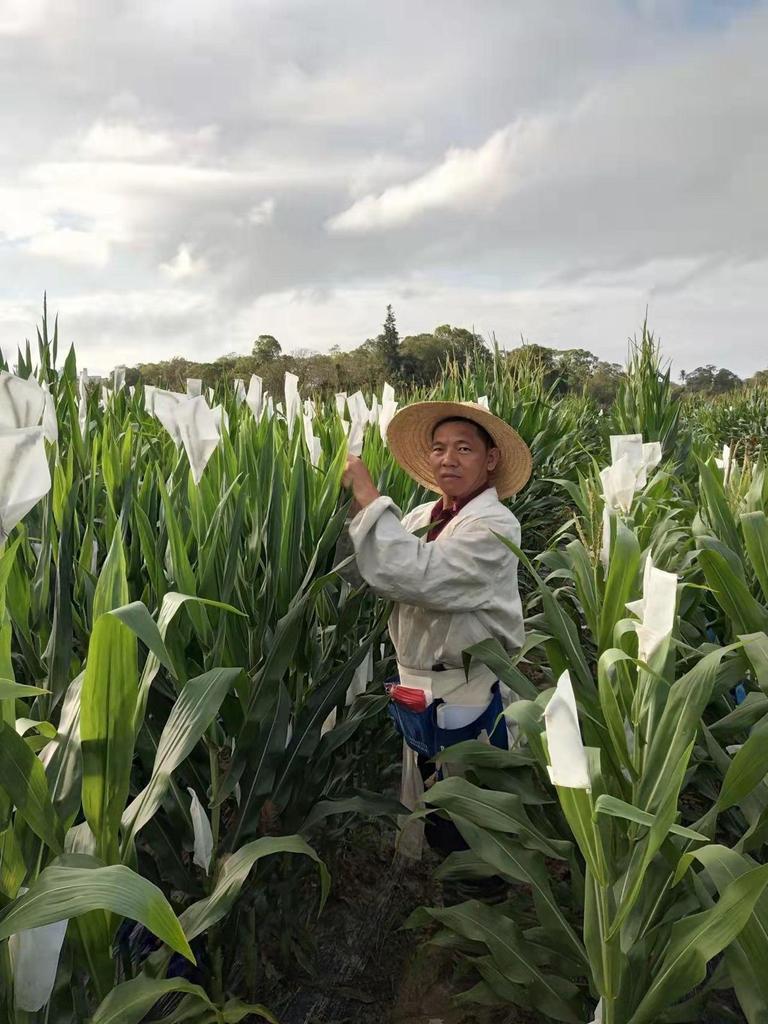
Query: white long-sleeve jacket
348 486 523 704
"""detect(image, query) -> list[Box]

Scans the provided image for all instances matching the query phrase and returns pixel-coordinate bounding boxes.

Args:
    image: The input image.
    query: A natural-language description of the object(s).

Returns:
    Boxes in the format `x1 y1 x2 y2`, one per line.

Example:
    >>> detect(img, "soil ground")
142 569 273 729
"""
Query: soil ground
268 822 532 1024
265 821 745 1024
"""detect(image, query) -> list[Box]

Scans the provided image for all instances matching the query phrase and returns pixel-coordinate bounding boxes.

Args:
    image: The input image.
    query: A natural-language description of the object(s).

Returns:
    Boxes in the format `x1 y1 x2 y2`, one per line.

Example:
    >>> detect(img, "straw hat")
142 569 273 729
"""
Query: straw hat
386 401 532 500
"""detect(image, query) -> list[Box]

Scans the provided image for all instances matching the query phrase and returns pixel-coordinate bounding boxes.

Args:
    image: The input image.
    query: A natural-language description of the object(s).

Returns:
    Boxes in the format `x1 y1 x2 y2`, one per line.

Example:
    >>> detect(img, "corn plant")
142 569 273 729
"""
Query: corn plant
409 464 768 1022
0 324 405 1019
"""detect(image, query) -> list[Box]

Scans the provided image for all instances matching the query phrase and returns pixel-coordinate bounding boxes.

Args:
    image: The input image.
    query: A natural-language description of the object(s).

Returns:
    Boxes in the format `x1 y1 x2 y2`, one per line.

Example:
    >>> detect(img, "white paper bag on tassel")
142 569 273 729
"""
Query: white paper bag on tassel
78 392 88 439
347 390 369 424
284 372 301 438
609 433 643 471
186 378 203 397
41 381 58 444
716 443 732 480
368 394 379 426
233 378 246 405
151 389 189 447
627 559 678 664
0 371 46 429
246 375 263 418
0 427 52 541
641 441 662 480
303 414 321 468
600 454 636 514
176 397 221 484
347 418 365 457
544 671 590 790
335 392 347 416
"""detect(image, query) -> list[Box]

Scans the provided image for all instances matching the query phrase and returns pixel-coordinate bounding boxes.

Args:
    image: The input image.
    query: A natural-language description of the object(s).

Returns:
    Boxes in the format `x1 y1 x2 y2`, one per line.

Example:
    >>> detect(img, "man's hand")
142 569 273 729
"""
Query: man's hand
342 455 380 511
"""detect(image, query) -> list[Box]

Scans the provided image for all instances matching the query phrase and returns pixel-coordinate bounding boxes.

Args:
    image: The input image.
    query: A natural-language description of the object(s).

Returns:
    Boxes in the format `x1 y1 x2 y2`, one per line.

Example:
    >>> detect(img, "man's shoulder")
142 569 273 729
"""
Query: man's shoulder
459 495 520 534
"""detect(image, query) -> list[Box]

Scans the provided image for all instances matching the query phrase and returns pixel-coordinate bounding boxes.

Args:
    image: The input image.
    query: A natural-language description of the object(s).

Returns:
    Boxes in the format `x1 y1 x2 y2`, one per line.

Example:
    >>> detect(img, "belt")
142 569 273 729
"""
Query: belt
396 662 496 704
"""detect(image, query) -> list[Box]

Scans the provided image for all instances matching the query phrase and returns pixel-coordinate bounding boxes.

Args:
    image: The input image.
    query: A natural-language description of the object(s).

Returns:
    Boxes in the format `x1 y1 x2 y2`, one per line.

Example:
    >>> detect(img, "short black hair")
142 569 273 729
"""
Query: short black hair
432 416 496 450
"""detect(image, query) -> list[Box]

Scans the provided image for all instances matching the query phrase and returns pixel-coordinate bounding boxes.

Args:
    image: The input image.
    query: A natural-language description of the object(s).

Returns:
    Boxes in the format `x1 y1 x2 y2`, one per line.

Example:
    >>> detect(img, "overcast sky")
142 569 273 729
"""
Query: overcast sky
0 0 765 378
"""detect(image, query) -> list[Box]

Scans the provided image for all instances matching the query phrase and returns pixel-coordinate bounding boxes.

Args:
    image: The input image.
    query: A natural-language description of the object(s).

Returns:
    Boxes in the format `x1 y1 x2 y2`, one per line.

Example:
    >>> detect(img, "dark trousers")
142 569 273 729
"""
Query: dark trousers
417 755 468 855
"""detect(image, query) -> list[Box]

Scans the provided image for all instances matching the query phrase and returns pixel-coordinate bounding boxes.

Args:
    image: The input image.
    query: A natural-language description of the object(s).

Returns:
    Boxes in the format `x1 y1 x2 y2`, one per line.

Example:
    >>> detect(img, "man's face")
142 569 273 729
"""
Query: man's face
429 420 500 502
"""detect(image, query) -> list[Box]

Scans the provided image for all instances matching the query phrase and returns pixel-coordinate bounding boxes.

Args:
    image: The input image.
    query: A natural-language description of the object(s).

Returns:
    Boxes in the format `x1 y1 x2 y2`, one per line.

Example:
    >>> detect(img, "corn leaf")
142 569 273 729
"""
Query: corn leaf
0 859 194 962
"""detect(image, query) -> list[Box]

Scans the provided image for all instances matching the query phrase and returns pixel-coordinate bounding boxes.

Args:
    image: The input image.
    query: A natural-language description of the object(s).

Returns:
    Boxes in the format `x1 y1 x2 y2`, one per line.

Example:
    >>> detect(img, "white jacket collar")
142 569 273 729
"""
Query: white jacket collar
410 485 501 531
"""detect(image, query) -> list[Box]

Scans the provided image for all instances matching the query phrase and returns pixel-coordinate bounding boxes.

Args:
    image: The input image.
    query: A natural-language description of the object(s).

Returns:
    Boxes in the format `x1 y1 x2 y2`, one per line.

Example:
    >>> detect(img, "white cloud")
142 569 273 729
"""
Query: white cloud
0 0 48 35
25 228 110 268
248 197 275 225
0 0 766 376
80 120 176 160
327 120 551 232
160 244 207 280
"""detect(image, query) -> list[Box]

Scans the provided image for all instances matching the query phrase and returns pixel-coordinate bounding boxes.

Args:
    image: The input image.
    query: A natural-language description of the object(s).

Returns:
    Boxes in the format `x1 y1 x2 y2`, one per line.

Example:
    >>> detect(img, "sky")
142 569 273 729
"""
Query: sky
0 0 766 378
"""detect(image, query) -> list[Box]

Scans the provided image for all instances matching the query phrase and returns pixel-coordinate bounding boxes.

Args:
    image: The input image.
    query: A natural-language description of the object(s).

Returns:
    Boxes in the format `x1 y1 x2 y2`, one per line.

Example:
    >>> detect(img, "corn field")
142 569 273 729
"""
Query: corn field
2 306 768 1023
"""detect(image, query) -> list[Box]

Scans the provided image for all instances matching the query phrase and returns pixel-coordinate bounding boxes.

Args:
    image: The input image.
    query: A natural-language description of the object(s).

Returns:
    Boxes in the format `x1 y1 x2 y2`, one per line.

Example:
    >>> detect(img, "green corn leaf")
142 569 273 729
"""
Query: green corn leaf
598 522 641 654
741 511 768 604
494 534 596 701
425 776 571 860
417 900 580 1023
226 683 290 849
449 814 587 966
699 548 768 637
698 459 742 554
0 679 49 699
92 524 129 618
81 612 138 864
122 667 242 847
594 793 707 841
435 740 536 772
692 844 768 1024
179 834 329 941
108 601 175 675
716 713 768 812
629 861 768 1024
0 859 193 962
597 649 636 777
0 824 25 898
462 637 540 700
564 537 599 644
300 793 407 834
638 645 733 814
742 632 768 695
41 672 83 823
90 975 215 1024
0 720 64 852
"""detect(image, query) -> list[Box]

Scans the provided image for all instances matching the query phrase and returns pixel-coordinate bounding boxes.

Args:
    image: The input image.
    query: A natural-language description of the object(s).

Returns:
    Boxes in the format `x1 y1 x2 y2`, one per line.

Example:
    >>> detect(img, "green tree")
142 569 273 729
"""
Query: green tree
556 348 600 391
400 325 484 384
586 361 624 406
369 304 401 378
252 334 282 361
682 364 742 396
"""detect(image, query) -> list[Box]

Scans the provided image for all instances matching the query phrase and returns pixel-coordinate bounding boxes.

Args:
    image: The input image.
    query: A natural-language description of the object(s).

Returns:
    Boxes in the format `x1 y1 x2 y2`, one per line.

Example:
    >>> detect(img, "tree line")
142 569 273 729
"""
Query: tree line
127 306 765 403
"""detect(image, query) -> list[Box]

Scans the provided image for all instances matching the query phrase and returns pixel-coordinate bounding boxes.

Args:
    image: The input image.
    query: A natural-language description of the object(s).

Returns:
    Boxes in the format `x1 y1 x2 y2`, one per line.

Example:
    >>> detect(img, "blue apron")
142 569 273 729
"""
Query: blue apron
387 681 508 762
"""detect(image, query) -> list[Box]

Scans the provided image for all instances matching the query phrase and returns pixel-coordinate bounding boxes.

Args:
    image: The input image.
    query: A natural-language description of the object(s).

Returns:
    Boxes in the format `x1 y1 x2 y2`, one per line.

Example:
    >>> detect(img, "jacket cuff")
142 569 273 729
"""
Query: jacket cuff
348 495 400 548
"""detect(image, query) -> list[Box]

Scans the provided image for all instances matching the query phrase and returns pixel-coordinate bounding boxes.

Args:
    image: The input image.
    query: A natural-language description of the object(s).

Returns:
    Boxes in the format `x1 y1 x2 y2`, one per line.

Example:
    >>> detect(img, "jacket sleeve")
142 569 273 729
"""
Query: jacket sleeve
347 496 519 612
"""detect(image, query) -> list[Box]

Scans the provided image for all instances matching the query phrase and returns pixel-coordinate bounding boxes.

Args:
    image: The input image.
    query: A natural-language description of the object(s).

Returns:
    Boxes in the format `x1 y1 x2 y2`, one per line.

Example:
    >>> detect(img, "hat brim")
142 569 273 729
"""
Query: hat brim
385 401 532 500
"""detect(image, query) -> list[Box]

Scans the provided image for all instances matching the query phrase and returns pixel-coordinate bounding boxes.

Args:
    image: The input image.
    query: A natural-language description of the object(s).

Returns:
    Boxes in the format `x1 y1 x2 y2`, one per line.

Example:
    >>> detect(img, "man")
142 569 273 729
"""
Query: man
342 400 531 854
